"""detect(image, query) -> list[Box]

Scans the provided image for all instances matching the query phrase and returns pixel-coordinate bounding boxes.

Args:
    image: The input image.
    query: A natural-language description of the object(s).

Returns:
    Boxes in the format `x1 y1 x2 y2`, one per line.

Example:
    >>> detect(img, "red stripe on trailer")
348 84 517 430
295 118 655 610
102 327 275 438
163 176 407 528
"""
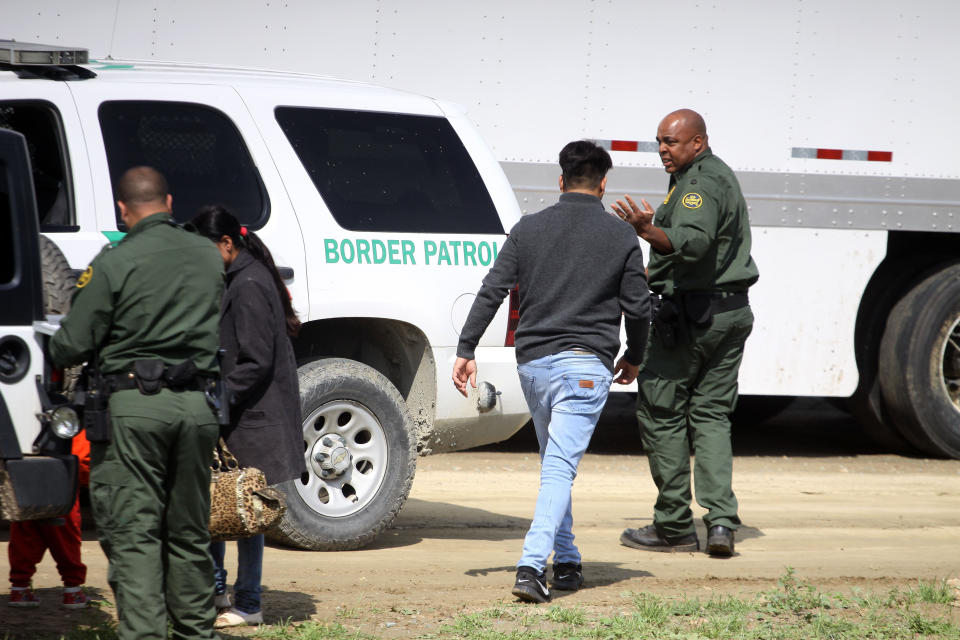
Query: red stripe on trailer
867 150 893 162
816 148 843 160
610 140 639 152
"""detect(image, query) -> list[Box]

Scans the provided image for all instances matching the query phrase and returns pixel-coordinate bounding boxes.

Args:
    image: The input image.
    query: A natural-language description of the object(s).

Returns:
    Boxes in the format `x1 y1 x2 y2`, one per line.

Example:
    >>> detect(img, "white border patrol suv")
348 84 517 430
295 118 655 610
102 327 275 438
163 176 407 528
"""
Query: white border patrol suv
0 126 82 524
0 41 528 549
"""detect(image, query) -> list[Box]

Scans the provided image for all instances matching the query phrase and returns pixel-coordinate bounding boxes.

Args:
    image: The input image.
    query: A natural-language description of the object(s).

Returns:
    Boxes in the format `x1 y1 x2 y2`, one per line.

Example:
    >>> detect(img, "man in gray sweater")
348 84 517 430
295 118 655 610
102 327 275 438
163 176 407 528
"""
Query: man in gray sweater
453 140 651 603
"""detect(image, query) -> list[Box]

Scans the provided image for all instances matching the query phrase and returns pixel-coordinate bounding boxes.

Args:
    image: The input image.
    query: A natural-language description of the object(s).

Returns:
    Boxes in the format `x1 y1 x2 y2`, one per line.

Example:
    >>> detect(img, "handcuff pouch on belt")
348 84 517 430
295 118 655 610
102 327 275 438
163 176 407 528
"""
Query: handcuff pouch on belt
131 359 200 395
133 360 165 395
78 362 112 444
82 386 112 443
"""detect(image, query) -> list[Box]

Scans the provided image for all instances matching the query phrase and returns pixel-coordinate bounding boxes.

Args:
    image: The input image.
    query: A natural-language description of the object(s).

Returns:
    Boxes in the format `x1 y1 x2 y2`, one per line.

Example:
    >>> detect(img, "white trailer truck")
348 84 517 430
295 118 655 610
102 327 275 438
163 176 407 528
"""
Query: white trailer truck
3 2 958 462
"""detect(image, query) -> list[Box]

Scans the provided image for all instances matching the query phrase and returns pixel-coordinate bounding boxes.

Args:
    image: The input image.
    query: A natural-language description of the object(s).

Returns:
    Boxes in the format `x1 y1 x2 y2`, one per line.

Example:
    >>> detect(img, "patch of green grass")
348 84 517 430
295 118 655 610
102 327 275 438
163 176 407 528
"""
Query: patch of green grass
905 579 956 605
33 569 960 640
253 620 379 640
694 612 748 638
334 606 362 619
703 595 751 616
630 592 669 626
591 614 650 640
480 604 516 621
544 604 586 625
441 610 493 636
758 565 843 616
908 612 960 637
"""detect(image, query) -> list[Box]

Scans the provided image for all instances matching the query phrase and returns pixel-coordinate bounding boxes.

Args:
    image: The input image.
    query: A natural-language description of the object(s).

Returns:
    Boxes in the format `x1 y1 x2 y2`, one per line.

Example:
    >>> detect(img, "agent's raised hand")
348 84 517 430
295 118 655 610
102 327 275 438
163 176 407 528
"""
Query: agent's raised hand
611 194 655 234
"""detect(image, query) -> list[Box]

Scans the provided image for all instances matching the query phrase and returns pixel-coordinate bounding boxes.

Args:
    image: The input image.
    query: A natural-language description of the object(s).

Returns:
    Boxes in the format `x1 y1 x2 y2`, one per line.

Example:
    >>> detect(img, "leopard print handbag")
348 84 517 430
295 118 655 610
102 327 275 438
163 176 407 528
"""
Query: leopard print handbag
209 438 286 542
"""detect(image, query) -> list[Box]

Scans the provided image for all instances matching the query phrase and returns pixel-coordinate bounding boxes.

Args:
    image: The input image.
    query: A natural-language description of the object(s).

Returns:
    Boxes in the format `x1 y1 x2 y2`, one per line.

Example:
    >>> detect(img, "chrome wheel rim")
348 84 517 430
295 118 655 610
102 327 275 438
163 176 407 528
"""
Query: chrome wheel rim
940 317 960 410
297 400 388 518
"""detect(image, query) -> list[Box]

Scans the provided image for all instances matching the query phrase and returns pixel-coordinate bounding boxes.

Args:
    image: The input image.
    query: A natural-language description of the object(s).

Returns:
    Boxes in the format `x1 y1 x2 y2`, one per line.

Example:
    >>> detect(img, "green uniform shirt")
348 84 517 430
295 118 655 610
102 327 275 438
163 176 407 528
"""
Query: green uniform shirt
647 148 759 297
49 212 224 376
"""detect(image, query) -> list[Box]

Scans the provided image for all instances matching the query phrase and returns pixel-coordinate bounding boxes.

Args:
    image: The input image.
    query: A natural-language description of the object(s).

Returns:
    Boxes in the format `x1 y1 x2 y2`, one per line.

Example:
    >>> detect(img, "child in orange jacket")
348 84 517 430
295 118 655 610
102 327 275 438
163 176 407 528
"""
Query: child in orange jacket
7 430 90 608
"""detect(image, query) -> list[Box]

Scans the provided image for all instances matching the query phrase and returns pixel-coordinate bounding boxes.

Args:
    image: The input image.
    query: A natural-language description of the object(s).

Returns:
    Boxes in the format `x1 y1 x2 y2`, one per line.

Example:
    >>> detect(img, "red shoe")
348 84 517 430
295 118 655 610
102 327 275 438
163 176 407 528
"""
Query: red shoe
8 587 39 607
62 587 89 609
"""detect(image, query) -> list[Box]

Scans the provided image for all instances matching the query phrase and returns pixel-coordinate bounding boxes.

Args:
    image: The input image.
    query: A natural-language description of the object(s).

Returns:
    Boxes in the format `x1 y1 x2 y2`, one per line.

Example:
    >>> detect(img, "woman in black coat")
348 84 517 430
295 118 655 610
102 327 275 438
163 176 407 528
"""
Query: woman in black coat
191 205 306 629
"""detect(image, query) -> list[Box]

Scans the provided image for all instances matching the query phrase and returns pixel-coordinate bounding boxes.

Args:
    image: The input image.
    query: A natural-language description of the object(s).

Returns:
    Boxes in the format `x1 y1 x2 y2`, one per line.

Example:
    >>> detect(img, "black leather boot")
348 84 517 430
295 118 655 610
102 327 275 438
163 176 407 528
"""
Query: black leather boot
706 525 735 556
619 524 699 552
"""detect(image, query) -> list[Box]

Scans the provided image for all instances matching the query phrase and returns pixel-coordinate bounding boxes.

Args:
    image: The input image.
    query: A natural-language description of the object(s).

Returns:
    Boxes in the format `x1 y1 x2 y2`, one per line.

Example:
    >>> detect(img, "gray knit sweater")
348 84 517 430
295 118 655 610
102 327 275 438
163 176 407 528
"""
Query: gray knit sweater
457 192 650 372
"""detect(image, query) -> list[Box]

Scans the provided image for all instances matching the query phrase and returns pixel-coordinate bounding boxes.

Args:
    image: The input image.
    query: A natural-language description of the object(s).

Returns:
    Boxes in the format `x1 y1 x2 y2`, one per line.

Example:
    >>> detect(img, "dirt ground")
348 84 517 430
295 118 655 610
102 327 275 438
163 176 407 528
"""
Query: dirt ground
4 397 960 637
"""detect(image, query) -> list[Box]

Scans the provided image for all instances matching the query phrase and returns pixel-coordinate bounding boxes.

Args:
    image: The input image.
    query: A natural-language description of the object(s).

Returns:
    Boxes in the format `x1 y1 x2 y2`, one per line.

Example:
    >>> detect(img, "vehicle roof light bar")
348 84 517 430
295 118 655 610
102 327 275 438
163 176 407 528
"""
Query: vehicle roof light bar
0 40 88 65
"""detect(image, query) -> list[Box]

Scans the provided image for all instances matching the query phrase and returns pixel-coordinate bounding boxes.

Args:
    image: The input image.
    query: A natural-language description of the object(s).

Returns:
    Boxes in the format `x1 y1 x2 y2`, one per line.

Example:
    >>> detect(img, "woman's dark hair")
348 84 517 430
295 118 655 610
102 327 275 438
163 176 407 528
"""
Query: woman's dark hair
191 205 301 337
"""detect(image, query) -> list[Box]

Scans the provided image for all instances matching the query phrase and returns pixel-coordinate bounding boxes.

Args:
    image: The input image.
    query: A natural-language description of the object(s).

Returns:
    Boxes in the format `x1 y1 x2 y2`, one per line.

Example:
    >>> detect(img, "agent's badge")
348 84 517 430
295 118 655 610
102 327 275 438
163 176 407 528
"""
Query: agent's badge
76 266 93 288
682 193 703 209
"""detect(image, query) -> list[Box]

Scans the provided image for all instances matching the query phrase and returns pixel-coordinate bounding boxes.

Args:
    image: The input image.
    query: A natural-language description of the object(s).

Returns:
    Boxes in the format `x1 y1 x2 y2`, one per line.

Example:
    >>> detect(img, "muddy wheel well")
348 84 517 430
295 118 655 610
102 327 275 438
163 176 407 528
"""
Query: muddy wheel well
292 318 436 453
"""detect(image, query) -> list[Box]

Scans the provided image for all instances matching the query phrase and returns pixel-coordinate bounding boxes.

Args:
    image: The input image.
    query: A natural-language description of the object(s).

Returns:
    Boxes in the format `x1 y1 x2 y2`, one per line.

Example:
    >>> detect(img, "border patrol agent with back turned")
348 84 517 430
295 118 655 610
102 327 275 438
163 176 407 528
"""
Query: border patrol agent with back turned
49 166 224 639
611 109 759 558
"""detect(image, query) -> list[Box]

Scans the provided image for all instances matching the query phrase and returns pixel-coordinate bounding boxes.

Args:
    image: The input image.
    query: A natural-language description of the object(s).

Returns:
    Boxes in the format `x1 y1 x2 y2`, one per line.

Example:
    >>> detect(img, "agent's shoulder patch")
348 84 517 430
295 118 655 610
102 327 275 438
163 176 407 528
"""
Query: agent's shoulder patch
76 266 93 289
682 193 703 209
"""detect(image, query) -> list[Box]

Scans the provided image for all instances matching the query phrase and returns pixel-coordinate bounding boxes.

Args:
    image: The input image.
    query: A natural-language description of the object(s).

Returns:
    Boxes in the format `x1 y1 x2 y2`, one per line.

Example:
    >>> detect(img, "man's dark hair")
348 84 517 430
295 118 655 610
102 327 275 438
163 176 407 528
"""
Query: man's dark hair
559 140 612 190
116 166 169 204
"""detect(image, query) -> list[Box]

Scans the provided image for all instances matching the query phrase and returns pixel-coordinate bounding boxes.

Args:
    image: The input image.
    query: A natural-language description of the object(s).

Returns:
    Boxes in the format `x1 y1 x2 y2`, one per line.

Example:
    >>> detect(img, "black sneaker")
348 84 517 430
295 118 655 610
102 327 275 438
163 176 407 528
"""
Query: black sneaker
619 524 700 552
512 566 550 603
706 525 735 556
551 562 583 591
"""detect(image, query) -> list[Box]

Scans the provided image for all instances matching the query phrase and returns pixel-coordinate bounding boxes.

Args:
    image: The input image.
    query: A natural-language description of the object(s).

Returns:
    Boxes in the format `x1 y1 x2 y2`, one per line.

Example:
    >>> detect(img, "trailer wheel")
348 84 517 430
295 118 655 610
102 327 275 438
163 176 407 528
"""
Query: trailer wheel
269 358 417 550
878 264 960 458
849 257 925 454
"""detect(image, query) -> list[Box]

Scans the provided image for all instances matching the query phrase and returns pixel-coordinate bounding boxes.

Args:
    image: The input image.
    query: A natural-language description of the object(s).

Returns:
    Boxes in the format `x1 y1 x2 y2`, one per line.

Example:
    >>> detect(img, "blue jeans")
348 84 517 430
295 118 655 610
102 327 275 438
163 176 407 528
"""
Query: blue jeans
210 535 264 614
516 352 611 572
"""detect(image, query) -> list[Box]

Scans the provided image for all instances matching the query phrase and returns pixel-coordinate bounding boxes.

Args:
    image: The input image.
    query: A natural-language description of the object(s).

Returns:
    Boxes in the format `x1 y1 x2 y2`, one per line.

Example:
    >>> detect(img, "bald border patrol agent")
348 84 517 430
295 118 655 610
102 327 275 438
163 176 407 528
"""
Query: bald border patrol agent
49 167 224 639
611 109 759 557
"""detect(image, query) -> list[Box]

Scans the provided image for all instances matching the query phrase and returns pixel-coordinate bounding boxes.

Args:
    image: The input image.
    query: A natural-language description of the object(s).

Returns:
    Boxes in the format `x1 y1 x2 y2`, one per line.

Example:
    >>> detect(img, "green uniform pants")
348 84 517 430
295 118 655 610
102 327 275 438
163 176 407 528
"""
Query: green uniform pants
636 305 754 538
89 389 219 640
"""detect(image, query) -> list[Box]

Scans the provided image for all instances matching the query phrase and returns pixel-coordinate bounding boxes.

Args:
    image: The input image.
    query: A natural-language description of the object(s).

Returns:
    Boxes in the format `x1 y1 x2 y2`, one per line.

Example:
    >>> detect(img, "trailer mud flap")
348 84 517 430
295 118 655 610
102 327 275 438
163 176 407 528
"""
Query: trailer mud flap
0 455 77 521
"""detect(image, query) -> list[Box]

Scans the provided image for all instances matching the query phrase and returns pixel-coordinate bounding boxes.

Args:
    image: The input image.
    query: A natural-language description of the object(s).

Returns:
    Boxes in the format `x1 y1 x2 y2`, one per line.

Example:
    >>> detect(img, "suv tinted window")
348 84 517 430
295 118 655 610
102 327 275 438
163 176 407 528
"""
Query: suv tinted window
276 107 503 234
0 101 75 231
0 160 15 284
99 101 268 228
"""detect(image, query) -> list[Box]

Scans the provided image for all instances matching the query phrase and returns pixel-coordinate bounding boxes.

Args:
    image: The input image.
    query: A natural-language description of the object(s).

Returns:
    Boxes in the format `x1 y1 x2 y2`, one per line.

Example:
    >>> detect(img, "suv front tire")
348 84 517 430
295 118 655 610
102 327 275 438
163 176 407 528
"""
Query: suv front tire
270 358 417 550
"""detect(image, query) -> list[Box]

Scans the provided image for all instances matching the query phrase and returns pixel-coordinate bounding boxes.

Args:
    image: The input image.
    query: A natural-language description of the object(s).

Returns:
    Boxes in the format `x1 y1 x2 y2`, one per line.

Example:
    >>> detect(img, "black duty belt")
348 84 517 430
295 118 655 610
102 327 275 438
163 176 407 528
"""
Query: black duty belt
103 372 214 393
709 291 749 314
661 291 750 314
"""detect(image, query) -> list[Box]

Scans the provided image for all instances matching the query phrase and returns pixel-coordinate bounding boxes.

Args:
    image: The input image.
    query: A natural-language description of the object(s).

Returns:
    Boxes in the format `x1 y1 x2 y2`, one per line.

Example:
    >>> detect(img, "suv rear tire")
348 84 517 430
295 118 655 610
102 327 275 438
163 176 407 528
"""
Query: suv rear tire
39 235 81 395
39 235 75 314
269 358 417 550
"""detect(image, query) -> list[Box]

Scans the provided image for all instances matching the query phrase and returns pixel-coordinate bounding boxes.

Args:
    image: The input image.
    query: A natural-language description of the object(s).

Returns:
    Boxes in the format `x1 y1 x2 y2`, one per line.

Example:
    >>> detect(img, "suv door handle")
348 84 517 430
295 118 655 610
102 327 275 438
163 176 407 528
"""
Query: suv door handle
277 267 294 281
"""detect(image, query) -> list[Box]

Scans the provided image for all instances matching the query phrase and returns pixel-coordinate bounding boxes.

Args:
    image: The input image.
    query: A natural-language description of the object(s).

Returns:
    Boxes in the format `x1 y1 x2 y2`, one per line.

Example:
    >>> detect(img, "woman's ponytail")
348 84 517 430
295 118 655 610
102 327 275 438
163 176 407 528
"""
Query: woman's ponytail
191 205 301 337
242 229 301 337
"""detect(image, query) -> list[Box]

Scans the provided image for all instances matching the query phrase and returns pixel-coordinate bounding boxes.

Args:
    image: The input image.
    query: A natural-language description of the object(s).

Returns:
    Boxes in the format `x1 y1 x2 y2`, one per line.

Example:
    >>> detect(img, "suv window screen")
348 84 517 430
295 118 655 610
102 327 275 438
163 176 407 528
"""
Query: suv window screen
275 107 503 234
0 101 75 231
0 161 15 284
99 101 268 228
